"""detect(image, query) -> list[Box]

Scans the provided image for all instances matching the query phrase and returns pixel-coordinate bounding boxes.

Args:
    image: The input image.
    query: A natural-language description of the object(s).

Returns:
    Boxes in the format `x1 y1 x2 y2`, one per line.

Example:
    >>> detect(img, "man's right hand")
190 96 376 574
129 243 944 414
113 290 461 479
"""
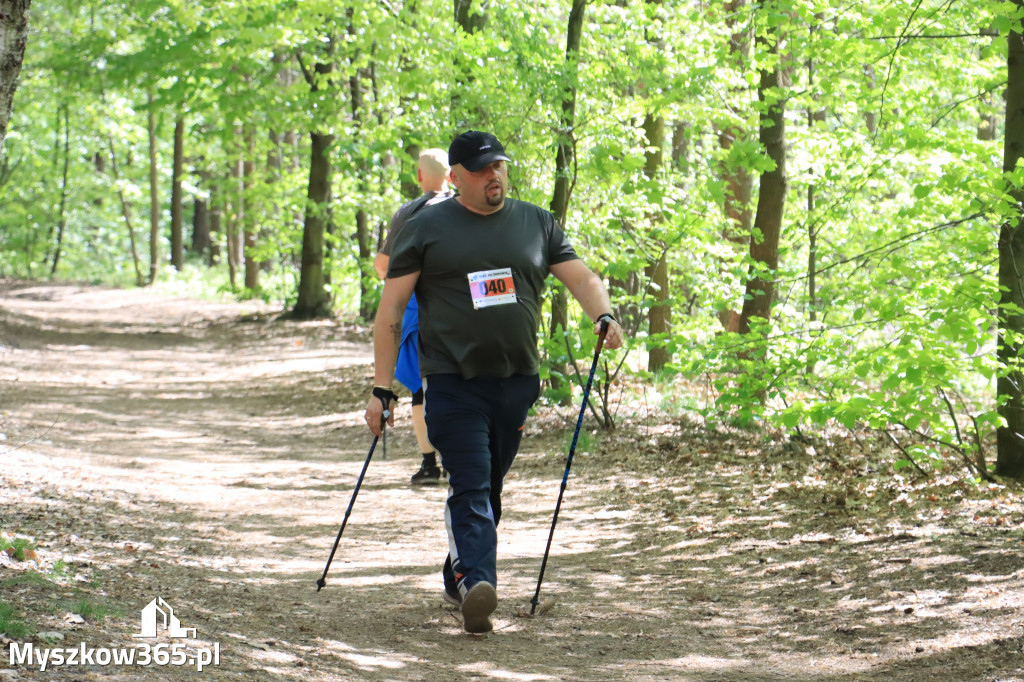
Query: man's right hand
364 388 397 437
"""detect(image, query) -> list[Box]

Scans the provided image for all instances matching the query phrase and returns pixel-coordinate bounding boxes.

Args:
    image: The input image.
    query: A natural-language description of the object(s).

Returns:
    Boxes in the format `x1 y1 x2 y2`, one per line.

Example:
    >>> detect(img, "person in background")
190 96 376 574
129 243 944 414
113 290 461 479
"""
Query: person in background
365 131 624 633
373 148 455 486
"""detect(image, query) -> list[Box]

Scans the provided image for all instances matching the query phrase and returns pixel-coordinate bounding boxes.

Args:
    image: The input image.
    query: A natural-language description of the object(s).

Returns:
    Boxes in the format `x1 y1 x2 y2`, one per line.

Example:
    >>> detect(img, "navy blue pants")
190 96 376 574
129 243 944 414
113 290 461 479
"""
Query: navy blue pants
423 373 540 596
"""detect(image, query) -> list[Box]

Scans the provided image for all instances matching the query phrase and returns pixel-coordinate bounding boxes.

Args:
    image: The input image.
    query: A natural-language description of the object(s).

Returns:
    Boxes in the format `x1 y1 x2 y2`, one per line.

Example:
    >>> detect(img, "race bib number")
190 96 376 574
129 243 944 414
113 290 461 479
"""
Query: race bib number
468 268 517 309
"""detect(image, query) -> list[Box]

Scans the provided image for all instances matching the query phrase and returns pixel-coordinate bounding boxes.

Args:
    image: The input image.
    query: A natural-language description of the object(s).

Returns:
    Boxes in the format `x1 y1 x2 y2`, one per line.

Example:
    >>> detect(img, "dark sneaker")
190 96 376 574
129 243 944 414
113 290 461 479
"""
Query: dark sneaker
442 555 460 606
443 584 462 607
410 463 441 486
461 582 497 634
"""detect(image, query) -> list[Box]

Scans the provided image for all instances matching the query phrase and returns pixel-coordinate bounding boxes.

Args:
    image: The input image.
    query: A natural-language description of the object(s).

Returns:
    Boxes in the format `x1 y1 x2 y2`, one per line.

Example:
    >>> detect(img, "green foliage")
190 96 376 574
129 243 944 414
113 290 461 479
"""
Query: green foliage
0 534 36 562
58 597 113 622
0 0 1013 475
0 599 32 638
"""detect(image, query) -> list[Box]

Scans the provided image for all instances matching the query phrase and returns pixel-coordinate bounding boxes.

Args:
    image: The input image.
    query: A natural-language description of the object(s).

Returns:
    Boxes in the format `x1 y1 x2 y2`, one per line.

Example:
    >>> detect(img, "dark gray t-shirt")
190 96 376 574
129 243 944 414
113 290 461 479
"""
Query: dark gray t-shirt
380 190 454 256
388 198 578 379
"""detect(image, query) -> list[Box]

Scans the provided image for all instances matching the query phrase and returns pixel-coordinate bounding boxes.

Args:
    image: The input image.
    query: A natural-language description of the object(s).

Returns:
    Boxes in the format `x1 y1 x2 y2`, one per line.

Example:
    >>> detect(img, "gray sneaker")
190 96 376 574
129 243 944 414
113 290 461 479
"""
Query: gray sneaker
461 582 497 634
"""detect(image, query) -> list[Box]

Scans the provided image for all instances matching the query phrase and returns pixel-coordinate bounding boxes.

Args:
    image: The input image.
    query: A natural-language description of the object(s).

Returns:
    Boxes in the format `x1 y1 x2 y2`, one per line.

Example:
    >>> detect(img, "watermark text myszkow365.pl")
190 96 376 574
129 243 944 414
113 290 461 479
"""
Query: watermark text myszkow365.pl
7 596 220 673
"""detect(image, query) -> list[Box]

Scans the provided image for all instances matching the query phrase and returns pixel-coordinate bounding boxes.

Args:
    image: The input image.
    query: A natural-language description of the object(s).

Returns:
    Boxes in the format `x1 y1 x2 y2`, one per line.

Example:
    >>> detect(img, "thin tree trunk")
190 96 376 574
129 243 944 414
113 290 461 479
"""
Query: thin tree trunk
208 184 222 267
716 0 753 333
863 65 878 135
356 202 372 318
243 124 260 290
643 112 671 372
147 95 160 285
170 115 185 270
349 46 374 320
806 20 826 347
547 0 587 401
226 153 243 289
400 143 421 200
980 27 999 141
50 102 70 277
997 14 1024 478
0 0 31 156
642 0 671 373
370 57 392 259
108 138 145 287
671 121 690 172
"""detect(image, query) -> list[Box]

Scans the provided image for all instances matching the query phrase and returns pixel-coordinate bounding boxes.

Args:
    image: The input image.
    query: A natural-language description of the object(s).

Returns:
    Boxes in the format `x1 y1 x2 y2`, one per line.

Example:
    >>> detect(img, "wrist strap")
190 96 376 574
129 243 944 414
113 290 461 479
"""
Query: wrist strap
372 386 398 412
596 313 616 325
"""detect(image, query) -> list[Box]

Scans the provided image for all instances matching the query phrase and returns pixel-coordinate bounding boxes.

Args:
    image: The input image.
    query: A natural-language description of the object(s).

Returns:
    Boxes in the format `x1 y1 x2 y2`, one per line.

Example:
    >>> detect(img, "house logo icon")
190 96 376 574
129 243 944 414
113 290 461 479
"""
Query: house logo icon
133 597 197 639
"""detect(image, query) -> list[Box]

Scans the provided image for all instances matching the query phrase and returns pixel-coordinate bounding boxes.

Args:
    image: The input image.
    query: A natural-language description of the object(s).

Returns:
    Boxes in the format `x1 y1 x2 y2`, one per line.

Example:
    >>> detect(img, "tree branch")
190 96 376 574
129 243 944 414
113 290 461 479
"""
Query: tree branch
885 430 930 478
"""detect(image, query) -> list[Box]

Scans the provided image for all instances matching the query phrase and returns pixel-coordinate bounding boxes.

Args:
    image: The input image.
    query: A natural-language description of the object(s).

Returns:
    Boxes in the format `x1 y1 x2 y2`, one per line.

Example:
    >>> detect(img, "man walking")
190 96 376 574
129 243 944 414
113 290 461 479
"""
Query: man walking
365 131 624 634
374 148 454 485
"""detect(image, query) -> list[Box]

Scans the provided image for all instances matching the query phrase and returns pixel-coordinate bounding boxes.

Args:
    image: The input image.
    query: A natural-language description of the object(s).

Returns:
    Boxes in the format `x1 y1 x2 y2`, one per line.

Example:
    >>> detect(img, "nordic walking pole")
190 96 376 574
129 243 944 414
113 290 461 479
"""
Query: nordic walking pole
530 319 609 614
316 404 391 592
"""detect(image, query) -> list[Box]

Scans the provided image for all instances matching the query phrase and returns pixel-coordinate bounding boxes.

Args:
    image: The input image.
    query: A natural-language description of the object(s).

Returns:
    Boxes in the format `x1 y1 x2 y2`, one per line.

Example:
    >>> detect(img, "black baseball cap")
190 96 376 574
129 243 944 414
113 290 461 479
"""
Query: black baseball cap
448 130 512 172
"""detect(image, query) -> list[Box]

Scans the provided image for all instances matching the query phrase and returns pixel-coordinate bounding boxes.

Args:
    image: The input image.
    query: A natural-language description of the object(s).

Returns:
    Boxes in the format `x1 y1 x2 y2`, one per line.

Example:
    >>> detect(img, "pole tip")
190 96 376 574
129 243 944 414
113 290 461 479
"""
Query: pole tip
316 578 326 591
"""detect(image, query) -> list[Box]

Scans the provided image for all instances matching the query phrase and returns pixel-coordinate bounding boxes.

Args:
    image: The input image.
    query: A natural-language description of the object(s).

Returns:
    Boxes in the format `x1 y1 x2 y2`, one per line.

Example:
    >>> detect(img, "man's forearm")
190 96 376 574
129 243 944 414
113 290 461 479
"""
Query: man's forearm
372 311 402 387
572 271 613 322
551 260 613 321
371 271 419 387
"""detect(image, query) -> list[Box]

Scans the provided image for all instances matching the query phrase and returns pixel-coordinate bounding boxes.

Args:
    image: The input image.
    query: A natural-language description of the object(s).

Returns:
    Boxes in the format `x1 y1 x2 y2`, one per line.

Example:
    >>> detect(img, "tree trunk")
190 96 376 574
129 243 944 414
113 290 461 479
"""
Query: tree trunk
452 0 488 129
192 191 211 263
50 102 69 277
108 138 145 287
454 0 486 32
643 112 671 372
191 165 212 261
208 185 222 266
806 22 826 342
243 124 260 291
671 121 690 172
292 48 337 319
980 27 999 141
147 95 160 285
997 15 1024 478
0 0 30 156
547 0 587 401
293 130 335 318
170 115 185 270
716 0 753 333
350 57 374 321
355 205 372 318
737 17 787 336
227 153 245 289
863 65 878 135
400 143 421 200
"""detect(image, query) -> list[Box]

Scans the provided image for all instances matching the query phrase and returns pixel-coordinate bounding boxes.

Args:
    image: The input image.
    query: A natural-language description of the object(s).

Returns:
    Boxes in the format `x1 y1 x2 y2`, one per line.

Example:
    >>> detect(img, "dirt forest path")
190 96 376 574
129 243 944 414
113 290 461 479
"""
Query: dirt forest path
0 280 1023 682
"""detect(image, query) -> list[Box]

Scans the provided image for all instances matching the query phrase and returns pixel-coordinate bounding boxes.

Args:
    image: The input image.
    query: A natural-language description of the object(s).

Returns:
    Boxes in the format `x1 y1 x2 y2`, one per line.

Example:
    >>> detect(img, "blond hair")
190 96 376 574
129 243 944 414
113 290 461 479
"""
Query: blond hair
418 148 450 180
